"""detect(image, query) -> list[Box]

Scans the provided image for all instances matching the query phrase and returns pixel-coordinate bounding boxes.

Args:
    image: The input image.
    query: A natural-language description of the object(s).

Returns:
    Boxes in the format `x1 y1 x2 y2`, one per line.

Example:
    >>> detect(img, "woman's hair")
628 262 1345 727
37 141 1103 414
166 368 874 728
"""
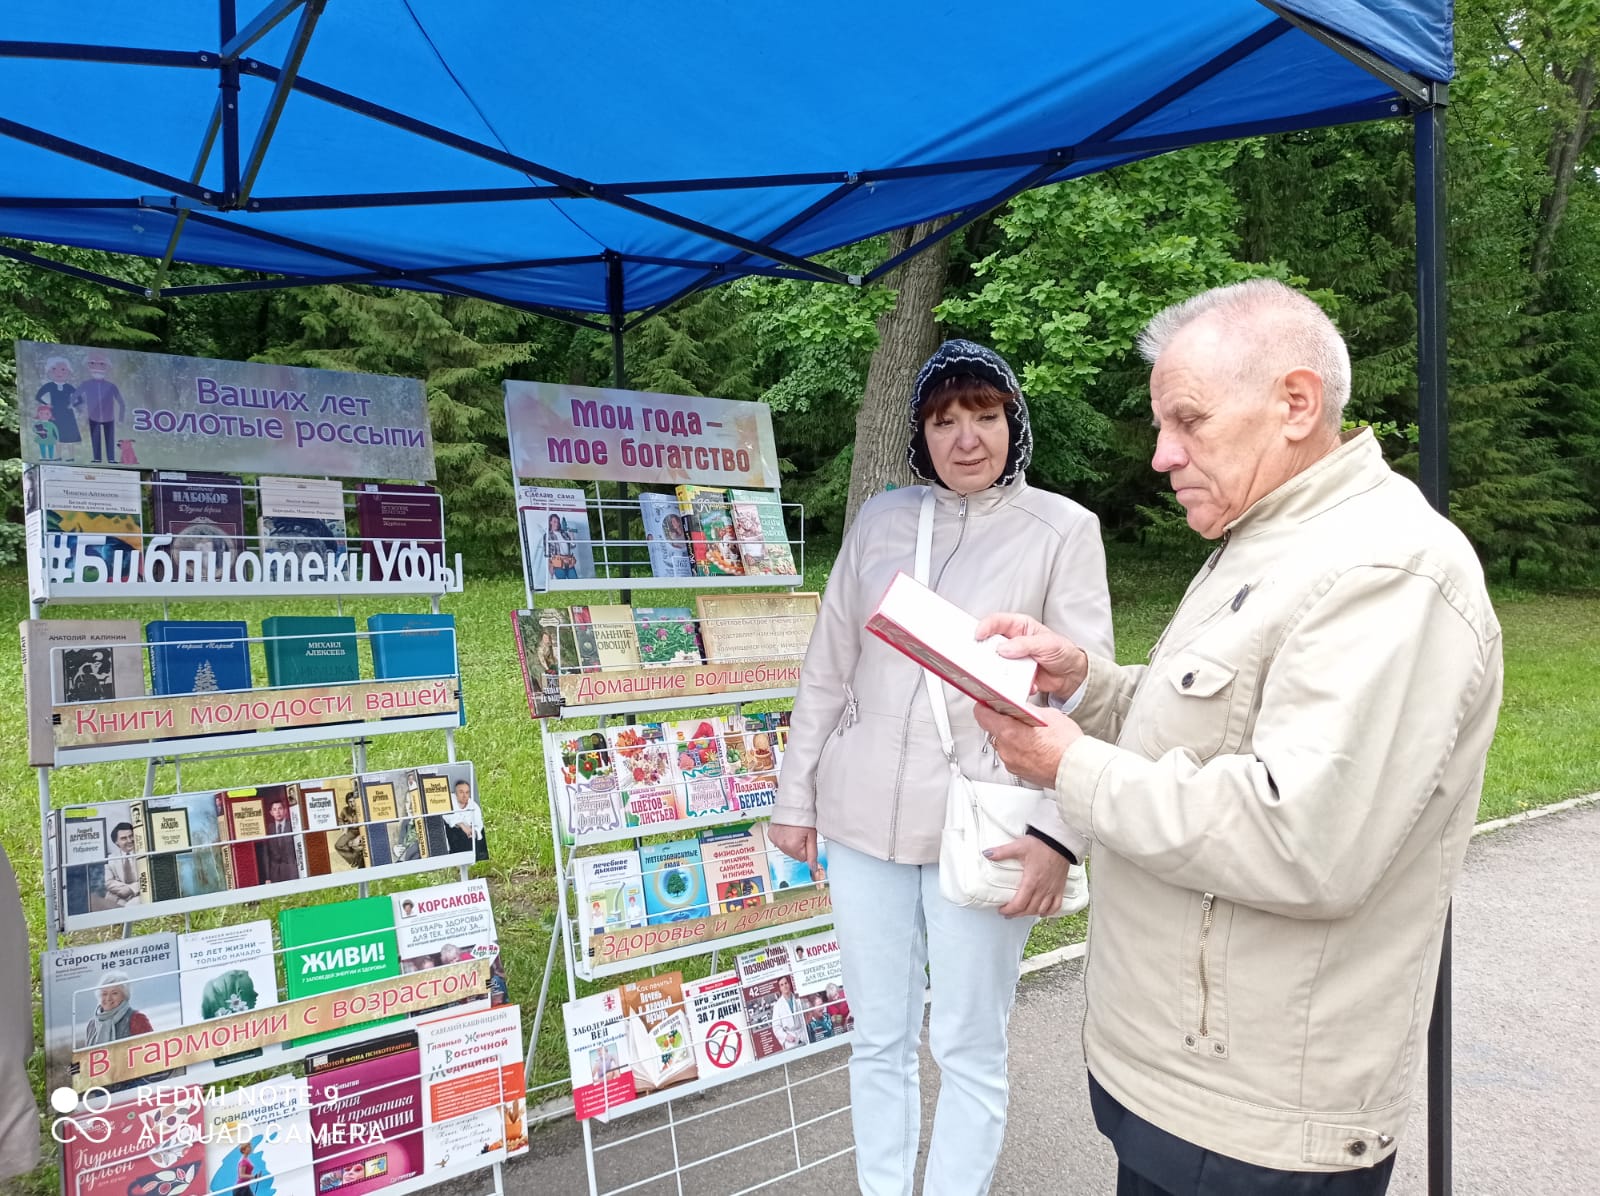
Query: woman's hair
548 513 562 530
919 374 1014 423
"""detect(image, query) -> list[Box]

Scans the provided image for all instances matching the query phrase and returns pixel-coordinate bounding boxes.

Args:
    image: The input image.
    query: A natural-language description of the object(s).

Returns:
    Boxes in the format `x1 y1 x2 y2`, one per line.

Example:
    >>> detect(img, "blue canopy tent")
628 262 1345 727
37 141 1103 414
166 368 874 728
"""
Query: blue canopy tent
1 0 1457 1186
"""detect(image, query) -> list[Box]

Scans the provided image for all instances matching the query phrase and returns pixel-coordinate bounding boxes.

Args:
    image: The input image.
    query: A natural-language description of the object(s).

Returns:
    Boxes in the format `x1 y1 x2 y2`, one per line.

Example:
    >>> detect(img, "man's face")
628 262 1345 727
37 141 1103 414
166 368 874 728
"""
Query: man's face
269 801 286 822
113 829 134 853
86 354 109 379
1149 320 1289 540
455 782 471 808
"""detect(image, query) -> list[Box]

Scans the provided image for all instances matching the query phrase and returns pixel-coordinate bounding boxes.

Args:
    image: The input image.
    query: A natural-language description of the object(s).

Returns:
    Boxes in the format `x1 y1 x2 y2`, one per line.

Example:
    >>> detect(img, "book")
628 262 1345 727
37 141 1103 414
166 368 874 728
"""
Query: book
64 1087 206 1196
146 619 252 695
674 484 744 576
569 605 602 671
555 730 622 837
789 931 851 1041
431 761 488 862
637 491 695 578
723 713 782 775
366 613 457 681
572 604 640 671
511 607 565 719
260 615 360 687
20 618 144 766
177 920 279 1077
866 571 1047 725
563 988 635 1120
58 800 144 917
355 482 443 581
150 470 246 568
683 970 755 1079
517 485 595 590
695 591 821 663
634 605 703 667
768 833 829 896
620 972 697 1094
391 877 504 1009
698 822 769 914
304 1031 424 1196
727 487 797 576
254 785 304 885
639 838 709 924
412 768 455 857
41 931 181 1095
34 464 143 584
203 1075 316 1196
127 799 155 902
324 775 371 876
574 850 647 962
216 788 269 890
608 722 681 828
725 771 780 819
417 1004 527 1171
279 895 400 1046
736 944 806 1059
667 718 730 820
257 475 348 572
141 800 192 902
297 781 340 876
359 771 404 868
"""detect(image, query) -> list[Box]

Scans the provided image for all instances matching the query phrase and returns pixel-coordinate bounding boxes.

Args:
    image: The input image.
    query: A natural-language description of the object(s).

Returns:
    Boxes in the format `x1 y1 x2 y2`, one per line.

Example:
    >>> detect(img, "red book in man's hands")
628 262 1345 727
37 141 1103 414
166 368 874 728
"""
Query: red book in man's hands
865 571 1047 726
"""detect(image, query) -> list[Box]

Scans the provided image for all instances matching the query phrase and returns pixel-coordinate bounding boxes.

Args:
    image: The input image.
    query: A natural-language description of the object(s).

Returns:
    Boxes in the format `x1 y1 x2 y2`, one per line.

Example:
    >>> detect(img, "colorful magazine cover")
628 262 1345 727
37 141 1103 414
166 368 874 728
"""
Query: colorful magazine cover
390 876 507 1008
203 1076 316 1196
609 722 683 827
637 491 695 578
667 718 731 818
556 730 622 836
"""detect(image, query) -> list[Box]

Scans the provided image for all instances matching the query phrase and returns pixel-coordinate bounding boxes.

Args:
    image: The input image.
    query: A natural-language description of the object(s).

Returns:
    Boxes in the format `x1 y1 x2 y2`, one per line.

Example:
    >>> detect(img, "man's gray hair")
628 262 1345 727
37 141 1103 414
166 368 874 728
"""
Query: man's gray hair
1137 279 1351 427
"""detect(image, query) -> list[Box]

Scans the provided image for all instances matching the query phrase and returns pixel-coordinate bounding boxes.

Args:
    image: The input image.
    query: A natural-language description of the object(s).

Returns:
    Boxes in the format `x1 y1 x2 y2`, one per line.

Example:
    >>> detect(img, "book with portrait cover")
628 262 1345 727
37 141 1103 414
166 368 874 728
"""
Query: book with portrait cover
726 487 797 576
41 930 181 1095
319 775 371 876
20 617 144 766
150 470 246 565
735 944 805 1059
178 919 279 1077
58 799 145 918
257 475 348 570
637 491 695 578
674 484 744 576
390 876 505 1010
789 930 851 1041
146 619 251 696
203 1075 316 1196
621 972 697 1094
355 482 443 580
517 484 595 591
684 970 755 1080
575 850 646 962
304 1031 424 1196
563 987 635 1120
63 1086 206 1196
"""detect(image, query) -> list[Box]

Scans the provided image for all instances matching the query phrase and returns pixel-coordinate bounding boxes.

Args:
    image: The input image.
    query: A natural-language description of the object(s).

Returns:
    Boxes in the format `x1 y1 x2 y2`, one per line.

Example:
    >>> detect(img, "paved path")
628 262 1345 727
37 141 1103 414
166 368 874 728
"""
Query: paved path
499 799 1599 1195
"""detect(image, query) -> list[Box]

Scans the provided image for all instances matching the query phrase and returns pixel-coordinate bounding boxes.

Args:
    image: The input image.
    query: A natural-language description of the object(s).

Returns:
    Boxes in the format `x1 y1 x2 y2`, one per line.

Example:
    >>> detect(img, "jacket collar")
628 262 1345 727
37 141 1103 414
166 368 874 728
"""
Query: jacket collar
1227 428 1389 539
931 474 1028 515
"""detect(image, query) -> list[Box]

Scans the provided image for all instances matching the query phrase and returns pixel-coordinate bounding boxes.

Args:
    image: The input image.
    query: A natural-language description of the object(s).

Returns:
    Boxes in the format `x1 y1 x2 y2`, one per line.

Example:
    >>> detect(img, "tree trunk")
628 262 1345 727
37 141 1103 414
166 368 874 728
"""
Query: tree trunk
845 219 951 528
1531 56 1597 279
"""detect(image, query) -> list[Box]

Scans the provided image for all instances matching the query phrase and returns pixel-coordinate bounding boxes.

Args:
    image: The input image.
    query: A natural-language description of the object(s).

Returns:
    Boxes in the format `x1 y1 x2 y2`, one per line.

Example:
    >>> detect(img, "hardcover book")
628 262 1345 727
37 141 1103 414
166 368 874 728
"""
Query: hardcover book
304 1031 424 1196
391 877 504 1009
726 487 797 576
203 1076 316 1196
575 850 647 961
279 894 400 1046
563 988 635 1120
216 787 273 890
355 482 443 581
412 768 455 858
569 605 602 671
141 800 193 902
633 606 703 667
323 776 371 875
517 485 595 590
417 1004 528 1171
865 571 1046 725
260 615 360 688
668 718 732 818
572 604 640 671
698 822 769 914
297 781 340 876
146 619 251 695
639 838 709 924
637 491 695 578
41 931 181 1095
431 762 488 862
736 944 805 1059
150 470 246 567
63 1087 205 1196
556 731 622 837
20 618 144 766
58 800 144 917
511 607 565 719
620 972 697 1094
177 920 279 1077
695 591 820 663
257 475 348 571
674 484 743 576
34 464 143 584
367 613 457 680
359 771 404 868
684 970 755 1079
254 785 303 886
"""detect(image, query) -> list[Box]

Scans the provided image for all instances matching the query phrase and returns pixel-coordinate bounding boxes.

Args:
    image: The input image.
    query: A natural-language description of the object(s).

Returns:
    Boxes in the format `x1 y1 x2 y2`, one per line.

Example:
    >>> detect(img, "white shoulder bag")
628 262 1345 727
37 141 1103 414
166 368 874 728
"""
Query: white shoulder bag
916 490 1085 916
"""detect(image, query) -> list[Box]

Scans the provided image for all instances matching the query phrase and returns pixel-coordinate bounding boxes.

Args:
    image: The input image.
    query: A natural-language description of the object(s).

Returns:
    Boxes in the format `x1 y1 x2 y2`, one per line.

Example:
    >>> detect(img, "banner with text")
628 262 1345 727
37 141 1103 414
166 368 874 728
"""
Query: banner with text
589 889 831 968
17 341 434 478
505 380 779 487
558 658 801 709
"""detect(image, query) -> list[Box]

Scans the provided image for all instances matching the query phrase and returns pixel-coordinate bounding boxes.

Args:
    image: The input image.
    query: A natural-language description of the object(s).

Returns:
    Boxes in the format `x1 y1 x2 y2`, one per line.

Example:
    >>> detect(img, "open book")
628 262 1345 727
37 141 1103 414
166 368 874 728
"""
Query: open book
865 571 1047 726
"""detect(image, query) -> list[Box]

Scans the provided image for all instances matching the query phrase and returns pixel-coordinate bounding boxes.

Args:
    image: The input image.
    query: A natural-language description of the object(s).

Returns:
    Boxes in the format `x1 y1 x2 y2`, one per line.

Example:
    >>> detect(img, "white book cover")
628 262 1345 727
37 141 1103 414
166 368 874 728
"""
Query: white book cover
575 850 647 962
418 1003 527 1170
41 931 181 1095
684 970 755 1079
788 930 850 1042
299 784 338 832
517 484 596 589
203 1074 316 1196
391 877 503 1009
256 476 347 564
563 988 636 1120
37 464 143 514
177 919 280 1079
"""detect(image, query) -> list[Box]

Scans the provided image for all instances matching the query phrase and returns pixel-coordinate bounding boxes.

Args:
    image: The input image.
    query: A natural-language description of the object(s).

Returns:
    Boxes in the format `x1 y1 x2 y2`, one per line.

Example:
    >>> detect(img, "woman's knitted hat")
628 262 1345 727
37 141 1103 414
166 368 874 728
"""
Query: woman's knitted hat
906 339 1033 488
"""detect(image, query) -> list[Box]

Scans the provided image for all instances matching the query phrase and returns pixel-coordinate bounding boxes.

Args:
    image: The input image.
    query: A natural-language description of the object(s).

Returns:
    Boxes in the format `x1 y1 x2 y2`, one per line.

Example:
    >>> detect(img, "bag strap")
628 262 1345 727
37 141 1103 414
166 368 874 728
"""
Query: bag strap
915 490 958 765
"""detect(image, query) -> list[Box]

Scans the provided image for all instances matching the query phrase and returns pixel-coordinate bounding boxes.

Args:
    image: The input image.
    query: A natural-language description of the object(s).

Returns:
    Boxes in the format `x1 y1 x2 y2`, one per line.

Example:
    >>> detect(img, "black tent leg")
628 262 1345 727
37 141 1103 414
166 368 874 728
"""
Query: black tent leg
1414 93 1451 1196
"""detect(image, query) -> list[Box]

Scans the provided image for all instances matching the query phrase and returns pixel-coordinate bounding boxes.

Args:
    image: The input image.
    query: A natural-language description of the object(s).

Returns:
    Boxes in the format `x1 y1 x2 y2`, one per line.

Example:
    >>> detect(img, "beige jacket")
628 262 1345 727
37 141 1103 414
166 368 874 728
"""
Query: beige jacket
775 479 1113 863
1055 430 1503 1171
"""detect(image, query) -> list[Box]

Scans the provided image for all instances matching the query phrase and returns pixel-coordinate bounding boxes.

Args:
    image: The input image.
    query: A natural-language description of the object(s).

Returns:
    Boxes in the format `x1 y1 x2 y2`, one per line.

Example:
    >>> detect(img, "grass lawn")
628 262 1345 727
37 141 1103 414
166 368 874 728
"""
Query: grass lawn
1 546 1596 1177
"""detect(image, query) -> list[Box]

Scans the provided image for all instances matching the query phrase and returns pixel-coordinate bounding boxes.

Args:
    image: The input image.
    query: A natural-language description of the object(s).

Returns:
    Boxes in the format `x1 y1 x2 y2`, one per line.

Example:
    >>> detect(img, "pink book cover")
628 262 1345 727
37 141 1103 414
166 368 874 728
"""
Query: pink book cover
63 1087 206 1196
306 1032 424 1196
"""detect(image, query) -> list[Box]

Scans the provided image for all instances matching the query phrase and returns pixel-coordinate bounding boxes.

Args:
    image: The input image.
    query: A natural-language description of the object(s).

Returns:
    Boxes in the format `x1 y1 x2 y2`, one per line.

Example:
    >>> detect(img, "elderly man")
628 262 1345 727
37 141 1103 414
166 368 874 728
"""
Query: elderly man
977 279 1502 1195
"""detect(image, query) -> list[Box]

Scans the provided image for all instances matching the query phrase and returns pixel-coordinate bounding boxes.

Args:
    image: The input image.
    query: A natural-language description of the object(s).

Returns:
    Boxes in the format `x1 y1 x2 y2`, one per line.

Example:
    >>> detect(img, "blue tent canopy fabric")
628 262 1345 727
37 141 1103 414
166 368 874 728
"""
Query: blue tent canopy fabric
0 1 1450 318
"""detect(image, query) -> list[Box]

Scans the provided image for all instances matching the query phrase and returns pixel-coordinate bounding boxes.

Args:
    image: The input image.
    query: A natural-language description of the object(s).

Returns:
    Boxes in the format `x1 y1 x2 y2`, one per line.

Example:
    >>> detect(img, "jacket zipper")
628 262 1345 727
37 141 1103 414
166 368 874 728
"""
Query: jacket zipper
886 493 970 861
1197 891 1215 1037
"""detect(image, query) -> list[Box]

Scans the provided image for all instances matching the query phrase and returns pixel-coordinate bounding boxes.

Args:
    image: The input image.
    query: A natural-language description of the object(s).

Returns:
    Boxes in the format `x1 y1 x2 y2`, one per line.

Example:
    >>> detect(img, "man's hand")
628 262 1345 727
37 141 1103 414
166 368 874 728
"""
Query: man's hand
983 834 1073 918
974 702 1084 789
766 823 821 881
975 613 1089 698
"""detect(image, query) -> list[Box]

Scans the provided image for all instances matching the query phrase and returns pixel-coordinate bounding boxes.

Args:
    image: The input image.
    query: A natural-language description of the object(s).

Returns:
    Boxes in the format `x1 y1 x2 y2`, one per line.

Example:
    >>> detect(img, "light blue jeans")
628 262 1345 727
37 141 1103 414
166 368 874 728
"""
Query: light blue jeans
827 839 1035 1196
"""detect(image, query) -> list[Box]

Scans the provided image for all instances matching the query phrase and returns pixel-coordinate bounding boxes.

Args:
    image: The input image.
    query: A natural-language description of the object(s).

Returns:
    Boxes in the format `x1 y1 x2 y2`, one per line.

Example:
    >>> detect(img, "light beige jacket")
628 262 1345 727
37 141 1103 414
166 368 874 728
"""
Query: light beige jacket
1056 430 1503 1172
775 479 1113 863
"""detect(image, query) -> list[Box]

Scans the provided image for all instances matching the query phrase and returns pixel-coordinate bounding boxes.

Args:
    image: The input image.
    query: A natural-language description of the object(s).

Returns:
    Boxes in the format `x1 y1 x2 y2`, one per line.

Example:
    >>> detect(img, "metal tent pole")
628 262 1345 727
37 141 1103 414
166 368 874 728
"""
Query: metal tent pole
1414 87 1451 1196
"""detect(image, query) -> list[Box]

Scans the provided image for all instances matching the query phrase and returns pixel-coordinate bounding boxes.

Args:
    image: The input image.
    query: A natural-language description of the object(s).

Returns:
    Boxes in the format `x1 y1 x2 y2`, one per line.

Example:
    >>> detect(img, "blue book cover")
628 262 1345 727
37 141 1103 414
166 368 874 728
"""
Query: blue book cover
145 620 251 695
640 837 709 924
367 613 458 680
767 835 829 896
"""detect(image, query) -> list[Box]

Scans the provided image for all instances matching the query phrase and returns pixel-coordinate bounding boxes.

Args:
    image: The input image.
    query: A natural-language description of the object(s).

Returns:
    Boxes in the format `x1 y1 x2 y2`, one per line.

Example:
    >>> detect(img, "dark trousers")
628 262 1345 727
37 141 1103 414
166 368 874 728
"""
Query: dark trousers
1090 1074 1396 1196
89 419 115 461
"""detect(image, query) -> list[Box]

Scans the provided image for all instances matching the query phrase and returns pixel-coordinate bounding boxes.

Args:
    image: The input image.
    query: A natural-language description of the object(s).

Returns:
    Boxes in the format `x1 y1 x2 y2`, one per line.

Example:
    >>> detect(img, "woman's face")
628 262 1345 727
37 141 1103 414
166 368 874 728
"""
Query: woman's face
548 514 561 532
924 401 1009 494
98 984 128 1012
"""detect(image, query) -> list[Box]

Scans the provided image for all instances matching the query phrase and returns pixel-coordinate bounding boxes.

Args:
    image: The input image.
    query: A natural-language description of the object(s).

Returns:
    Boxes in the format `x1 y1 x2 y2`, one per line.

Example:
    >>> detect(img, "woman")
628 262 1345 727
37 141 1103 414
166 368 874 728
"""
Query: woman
771 340 1113 1196
545 513 579 580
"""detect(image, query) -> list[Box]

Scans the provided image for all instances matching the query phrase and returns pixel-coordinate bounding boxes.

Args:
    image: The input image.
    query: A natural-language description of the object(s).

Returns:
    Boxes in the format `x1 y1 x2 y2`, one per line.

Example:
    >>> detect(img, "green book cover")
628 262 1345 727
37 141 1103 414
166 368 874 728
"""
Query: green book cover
261 615 360 688
278 893 400 1044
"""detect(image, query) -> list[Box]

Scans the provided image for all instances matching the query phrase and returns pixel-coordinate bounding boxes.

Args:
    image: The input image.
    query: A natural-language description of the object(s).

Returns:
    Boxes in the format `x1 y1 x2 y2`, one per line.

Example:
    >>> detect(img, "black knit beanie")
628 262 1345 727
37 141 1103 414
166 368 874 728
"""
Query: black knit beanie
906 339 1033 489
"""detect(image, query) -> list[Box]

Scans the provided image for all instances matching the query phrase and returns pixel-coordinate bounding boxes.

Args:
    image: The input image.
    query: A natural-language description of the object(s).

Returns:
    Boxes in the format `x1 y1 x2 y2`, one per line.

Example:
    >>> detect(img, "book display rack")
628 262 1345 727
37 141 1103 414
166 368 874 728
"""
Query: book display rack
506 380 853 1195
18 343 509 1196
